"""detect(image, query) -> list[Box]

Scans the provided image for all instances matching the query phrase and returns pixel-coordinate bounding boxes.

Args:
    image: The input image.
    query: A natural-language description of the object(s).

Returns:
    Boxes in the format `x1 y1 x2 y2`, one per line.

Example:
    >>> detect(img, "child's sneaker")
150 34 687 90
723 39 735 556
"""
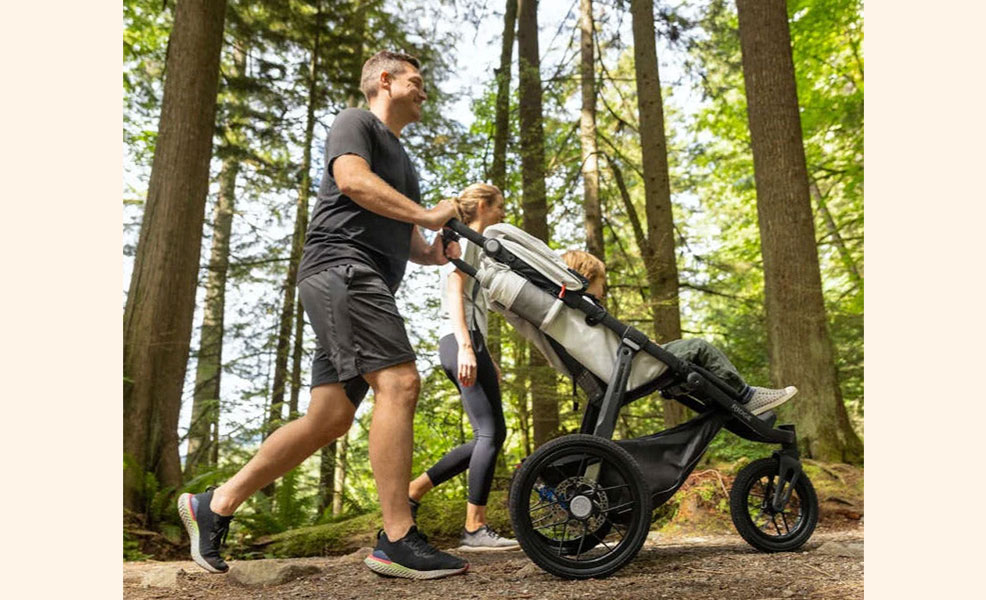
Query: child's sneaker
177 488 233 573
364 526 469 579
744 386 798 415
457 525 520 551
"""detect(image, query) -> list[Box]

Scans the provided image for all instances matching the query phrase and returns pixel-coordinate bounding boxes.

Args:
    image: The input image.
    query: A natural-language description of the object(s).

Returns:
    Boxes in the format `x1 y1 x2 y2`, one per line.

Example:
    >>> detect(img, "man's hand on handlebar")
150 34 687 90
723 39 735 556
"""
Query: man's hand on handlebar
418 199 459 231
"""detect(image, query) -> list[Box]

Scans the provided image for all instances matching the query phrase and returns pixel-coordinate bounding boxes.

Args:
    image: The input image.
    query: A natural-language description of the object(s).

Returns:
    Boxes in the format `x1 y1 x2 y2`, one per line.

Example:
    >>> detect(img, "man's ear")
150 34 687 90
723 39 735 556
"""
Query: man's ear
378 70 392 95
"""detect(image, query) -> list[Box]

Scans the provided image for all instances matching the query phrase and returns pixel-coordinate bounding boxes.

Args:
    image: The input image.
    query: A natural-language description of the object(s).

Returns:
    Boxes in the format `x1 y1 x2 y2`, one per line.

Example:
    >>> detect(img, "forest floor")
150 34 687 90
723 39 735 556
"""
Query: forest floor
123 521 863 600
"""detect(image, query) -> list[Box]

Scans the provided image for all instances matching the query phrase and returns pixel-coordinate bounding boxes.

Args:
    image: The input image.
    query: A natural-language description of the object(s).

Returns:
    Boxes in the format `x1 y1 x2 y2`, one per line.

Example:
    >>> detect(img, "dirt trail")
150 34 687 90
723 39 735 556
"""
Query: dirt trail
124 524 862 599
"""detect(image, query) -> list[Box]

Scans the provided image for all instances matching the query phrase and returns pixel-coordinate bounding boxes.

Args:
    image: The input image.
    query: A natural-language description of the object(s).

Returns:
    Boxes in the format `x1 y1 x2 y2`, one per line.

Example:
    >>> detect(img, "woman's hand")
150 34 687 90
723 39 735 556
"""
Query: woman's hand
457 345 477 387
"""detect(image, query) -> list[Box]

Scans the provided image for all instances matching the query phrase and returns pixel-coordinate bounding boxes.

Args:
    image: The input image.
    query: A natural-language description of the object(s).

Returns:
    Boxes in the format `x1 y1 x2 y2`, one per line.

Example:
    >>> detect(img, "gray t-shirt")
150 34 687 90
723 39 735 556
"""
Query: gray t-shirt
299 108 421 293
439 238 489 339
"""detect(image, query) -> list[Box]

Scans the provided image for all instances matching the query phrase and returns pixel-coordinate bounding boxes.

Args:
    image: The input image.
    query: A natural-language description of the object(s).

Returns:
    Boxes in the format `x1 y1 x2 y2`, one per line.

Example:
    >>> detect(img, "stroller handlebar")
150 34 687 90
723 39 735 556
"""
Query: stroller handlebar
441 218 480 278
442 218 486 246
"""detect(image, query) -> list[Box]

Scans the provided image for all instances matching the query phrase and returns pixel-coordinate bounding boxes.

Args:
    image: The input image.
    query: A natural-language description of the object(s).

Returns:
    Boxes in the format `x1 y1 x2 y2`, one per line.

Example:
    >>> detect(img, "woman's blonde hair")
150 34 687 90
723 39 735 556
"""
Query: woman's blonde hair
450 183 503 224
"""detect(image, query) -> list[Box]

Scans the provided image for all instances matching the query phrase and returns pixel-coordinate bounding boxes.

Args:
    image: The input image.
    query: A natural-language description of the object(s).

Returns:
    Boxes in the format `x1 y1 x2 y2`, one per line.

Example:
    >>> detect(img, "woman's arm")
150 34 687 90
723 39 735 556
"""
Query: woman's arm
446 269 477 387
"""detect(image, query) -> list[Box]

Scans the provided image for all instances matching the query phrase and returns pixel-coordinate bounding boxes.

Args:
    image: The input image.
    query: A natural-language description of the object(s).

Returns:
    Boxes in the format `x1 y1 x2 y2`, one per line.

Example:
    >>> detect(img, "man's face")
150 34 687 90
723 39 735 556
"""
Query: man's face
385 65 427 122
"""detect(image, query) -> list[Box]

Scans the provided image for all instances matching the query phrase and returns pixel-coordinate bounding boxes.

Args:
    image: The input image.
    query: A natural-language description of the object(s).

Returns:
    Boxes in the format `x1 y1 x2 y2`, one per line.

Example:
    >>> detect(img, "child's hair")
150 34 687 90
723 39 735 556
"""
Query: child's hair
451 183 503 224
561 250 606 285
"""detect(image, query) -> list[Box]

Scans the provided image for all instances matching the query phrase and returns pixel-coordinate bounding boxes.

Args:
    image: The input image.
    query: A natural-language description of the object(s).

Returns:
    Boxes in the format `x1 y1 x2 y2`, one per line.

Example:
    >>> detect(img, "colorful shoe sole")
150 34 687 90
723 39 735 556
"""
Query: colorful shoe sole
363 553 469 580
177 493 227 574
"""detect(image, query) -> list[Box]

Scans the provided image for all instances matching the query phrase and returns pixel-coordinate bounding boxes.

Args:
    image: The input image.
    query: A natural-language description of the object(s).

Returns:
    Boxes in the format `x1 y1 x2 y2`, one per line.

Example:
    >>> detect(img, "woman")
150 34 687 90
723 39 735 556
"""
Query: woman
408 183 519 551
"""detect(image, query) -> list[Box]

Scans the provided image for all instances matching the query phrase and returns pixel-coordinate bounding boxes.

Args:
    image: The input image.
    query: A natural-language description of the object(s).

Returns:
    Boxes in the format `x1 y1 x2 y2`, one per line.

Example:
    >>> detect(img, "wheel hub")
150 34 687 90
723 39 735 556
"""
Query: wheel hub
570 494 593 519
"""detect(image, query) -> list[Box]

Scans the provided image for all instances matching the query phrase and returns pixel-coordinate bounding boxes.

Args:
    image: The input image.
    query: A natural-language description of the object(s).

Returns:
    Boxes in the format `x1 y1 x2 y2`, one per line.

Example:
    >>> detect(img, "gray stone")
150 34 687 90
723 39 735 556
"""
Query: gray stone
340 547 373 564
513 562 543 578
228 560 321 586
815 541 864 558
140 565 184 588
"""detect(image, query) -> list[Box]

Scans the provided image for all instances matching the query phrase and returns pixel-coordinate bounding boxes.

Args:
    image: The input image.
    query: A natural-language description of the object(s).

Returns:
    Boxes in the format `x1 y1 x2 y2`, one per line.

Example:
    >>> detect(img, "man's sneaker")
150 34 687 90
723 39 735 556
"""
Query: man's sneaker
409 497 421 522
364 526 469 580
177 488 233 573
744 386 798 415
457 525 520 552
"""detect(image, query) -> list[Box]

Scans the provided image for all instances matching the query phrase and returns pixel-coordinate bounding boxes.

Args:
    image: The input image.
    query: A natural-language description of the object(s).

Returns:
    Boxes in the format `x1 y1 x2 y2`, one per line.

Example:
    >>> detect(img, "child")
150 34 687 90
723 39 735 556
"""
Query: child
560 250 797 415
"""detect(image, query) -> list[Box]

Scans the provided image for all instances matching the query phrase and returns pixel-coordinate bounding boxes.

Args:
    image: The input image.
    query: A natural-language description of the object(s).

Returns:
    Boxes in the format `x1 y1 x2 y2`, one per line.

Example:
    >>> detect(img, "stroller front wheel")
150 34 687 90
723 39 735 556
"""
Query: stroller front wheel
729 457 819 552
508 434 652 579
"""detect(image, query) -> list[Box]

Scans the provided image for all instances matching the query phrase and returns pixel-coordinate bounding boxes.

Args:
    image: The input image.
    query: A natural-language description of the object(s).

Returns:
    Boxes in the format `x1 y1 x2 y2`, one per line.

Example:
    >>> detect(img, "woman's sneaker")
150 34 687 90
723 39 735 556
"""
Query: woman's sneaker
364 526 469 579
177 487 233 573
745 386 798 415
457 525 520 551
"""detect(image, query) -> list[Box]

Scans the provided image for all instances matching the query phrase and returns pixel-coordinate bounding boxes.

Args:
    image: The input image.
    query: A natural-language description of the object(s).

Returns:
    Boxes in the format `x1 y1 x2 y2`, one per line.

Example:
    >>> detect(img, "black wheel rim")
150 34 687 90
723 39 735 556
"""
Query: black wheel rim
744 473 806 541
519 445 645 566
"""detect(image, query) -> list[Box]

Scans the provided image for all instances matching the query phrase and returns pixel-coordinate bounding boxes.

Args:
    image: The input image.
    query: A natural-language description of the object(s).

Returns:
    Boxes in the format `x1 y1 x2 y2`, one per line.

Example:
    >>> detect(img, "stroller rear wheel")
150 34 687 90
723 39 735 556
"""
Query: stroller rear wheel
508 434 651 579
729 457 818 552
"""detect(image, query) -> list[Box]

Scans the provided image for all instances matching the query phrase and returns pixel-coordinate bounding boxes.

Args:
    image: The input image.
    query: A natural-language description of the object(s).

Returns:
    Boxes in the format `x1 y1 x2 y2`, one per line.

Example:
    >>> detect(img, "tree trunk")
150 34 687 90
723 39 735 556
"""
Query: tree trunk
262 7 322 496
580 0 604 261
517 0 558 448
512 331 533 457
123 0 227 514
488 0 517 370
736 0 863 463
318 441 335 516
185 44 246 479
332 434 348 515
491 0 517 190
288 300 305 420
264 10 321 437
630 0 686 427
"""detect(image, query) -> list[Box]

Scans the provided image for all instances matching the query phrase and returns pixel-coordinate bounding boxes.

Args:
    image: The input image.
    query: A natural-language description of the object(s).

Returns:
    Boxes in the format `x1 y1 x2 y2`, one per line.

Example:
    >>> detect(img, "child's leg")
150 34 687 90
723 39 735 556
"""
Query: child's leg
663 338 753 401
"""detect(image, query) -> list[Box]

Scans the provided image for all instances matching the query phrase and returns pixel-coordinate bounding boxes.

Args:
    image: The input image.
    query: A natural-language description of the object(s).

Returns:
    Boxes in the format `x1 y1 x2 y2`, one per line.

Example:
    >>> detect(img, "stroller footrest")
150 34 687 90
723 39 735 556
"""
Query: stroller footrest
685 372 795 445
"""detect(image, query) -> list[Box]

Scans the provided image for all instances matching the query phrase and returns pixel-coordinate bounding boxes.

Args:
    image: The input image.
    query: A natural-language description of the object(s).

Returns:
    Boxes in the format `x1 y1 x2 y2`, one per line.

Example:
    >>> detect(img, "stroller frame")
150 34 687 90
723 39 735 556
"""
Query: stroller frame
443 220 812 577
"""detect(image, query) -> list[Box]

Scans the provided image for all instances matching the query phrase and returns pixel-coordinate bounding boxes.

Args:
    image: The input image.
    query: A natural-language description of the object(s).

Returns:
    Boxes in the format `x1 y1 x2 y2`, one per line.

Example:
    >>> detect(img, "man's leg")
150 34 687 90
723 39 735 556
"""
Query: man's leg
362 361 420 542
360 360 469 578
210 383 356 515
179 382 356 572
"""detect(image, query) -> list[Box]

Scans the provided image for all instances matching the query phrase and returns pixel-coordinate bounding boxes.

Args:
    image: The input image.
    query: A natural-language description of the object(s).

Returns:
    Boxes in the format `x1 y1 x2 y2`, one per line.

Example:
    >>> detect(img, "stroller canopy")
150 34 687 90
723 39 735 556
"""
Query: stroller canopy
474 224 669 391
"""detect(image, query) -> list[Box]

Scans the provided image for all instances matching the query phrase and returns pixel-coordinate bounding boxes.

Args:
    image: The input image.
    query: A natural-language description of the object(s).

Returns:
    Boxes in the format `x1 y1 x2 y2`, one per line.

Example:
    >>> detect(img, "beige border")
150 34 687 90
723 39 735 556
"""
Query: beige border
866 1 985 598
3 2 122 598
13 1 982 598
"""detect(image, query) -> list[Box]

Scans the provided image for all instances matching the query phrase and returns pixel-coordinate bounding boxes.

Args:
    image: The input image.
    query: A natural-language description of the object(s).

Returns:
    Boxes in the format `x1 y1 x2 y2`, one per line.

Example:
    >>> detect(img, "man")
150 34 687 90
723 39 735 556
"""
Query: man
178 50 469 580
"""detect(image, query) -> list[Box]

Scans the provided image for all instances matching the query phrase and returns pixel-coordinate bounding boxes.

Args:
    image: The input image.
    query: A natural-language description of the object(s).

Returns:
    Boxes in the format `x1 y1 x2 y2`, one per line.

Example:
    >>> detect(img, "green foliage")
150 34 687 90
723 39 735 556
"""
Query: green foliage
123 536 153 562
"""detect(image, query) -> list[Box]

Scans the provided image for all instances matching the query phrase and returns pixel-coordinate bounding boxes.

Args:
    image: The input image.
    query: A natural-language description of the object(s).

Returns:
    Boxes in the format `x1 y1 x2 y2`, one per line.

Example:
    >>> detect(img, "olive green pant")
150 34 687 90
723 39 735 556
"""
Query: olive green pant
662 338 753 401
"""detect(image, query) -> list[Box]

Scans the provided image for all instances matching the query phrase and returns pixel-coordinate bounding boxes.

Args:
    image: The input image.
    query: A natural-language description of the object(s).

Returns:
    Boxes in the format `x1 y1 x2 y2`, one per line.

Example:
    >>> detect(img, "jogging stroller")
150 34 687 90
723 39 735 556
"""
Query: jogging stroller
442 220 818 579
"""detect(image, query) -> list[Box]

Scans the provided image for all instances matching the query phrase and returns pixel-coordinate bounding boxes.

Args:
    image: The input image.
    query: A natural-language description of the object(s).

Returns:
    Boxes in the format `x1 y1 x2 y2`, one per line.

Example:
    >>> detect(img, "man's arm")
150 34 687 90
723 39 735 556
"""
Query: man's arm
333 154 456 231
409 226 460 265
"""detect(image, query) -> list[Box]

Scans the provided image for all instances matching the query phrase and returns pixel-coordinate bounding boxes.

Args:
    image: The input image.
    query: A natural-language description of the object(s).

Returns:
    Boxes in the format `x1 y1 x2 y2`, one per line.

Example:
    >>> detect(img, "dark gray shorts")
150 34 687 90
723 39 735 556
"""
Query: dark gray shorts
298 262 416 407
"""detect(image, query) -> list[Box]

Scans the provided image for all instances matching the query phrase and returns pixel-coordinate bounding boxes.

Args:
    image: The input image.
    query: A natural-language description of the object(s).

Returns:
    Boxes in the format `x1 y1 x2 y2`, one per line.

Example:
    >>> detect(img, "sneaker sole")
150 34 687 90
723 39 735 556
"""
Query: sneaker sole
455 544 521 552
363 555 469 579
749 388 798 416
177 493 227 574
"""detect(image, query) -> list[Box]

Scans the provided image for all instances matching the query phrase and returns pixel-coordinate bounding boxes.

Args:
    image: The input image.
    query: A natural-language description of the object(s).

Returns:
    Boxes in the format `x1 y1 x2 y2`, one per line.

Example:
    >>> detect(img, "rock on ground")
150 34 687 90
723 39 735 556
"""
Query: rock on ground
815 540 864 558
140 565 185 588
228 559 322 586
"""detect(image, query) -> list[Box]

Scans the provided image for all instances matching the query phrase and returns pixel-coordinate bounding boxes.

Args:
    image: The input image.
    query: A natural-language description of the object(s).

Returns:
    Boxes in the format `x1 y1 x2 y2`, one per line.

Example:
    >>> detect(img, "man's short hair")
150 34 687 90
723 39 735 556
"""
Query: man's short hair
360 50 421 100
561 250 606 285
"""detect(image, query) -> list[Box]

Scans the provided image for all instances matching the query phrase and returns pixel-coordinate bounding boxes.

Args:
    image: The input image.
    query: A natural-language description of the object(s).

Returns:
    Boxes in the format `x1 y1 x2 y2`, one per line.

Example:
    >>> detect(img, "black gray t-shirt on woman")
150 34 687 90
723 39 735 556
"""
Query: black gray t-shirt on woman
298 108 422 293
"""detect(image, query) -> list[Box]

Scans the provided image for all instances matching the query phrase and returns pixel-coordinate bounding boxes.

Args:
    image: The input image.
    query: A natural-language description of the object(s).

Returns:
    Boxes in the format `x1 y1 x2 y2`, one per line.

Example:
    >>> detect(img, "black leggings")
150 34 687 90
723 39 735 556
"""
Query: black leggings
425 331 506 506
